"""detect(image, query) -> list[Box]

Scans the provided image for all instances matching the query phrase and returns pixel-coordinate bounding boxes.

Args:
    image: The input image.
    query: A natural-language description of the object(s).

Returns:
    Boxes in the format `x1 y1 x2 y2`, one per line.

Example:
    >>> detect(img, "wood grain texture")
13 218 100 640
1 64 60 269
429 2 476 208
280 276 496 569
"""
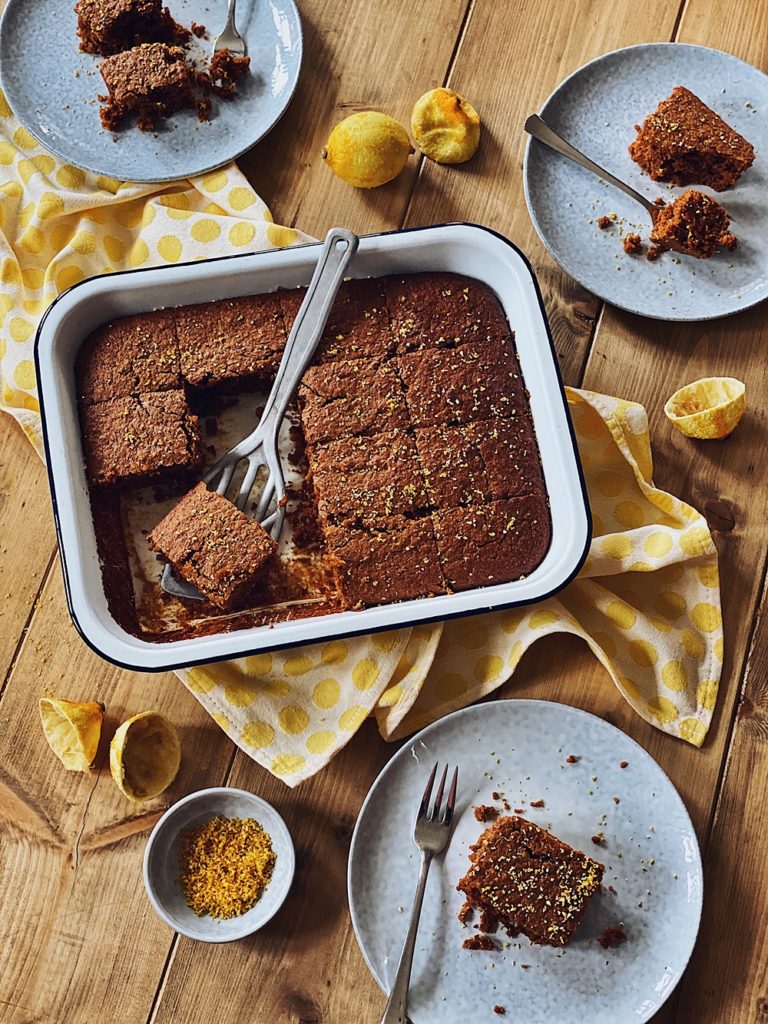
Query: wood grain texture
1 0 766 1021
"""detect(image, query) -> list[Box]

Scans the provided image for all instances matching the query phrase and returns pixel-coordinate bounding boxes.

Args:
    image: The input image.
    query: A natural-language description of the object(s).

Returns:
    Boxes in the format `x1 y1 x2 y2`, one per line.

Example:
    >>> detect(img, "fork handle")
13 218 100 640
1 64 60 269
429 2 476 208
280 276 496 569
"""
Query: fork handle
380 851 433 1024
258 227 359 433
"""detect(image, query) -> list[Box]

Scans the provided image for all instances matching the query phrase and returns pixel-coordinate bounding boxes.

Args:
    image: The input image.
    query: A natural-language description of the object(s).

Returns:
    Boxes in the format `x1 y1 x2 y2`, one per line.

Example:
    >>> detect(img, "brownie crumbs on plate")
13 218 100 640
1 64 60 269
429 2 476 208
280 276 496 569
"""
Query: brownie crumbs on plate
148 482 277 610
620 761 629 769
650 190 737 259
99 43 199 131
628 85 755 191
462 934 496 951
457 815 604 948
597 925 628 949
458 900 473 924
75 0 190 56
591 832 606 846
596 215 612 229
201 48 251 99
191 20 207 37
623 233 643 255
474 805 499 822
493 1006 506 1016
646 245 664 262
529 798 545 808
566 754 579 764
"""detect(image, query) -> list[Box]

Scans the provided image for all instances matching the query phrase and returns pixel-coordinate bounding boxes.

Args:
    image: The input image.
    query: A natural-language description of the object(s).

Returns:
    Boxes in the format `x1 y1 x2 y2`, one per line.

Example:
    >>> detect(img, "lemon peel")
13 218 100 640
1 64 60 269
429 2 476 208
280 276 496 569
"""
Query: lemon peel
321 111 413 188
110 710 181 801
39 696 104 772
411 87 480 164
664 377 746 439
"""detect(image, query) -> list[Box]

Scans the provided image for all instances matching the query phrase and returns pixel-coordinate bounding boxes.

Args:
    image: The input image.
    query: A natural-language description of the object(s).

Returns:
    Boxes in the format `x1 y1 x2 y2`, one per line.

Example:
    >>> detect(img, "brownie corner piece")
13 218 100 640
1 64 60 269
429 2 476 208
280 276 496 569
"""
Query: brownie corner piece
147 482 277 610
81 389 201 486
432 495 551 591
457 815 604 947
325 514 446 608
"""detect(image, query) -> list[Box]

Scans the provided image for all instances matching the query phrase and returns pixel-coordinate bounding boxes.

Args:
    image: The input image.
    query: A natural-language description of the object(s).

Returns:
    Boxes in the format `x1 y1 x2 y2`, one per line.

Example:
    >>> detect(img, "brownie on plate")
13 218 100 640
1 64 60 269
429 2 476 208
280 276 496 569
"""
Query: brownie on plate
81 389 201 485
99 43 198 132
77 310 180 405
457 816 604 948
628 86 755 191
148 482 277 610
649 190 737 259
75 0 190 56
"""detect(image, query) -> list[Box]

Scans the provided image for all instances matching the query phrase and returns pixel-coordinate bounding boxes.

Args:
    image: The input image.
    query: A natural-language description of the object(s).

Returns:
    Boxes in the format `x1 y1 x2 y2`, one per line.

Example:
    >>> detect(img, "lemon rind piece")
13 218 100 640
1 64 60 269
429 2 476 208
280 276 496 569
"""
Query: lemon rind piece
109 710 181 802
664 376 746 439
39 696 104 772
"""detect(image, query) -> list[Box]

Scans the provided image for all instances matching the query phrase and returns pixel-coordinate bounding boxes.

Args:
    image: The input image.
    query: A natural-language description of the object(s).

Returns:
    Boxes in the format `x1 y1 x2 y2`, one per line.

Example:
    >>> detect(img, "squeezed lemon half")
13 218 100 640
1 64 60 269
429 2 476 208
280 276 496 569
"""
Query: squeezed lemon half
411 87 480 164
39 696 104 772
110 711 181 801
664 377 746 439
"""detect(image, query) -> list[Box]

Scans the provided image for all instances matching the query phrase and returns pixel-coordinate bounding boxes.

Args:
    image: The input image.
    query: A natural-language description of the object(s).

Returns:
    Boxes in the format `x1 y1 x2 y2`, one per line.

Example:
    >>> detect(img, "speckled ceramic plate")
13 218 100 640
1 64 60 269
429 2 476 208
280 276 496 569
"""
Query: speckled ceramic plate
348 700 702 1024
524 43 768 320
0 0 302 182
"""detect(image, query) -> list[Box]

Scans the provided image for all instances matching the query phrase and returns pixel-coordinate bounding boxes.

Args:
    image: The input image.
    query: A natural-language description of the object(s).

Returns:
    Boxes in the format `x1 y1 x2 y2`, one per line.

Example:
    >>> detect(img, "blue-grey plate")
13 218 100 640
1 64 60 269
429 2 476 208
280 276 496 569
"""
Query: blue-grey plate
0 0 302 182
524 43 768 321
348 700 702 1024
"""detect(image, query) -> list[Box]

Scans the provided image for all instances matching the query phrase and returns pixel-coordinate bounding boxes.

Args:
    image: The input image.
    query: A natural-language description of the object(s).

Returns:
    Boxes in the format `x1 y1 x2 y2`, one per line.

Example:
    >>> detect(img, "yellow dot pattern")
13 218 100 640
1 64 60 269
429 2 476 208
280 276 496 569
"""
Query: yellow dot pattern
0 94 722 783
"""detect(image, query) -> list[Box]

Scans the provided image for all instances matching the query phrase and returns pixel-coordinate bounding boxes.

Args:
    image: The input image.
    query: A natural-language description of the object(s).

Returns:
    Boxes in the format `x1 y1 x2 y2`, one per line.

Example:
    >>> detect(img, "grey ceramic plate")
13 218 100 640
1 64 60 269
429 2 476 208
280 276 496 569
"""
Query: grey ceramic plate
0 0 302 182
524 43 768 321
348 700 702 1024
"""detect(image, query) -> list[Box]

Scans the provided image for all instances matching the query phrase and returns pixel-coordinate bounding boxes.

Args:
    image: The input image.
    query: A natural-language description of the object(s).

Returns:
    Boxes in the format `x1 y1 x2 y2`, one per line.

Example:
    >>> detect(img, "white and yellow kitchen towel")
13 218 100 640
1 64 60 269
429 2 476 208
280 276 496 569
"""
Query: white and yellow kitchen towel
0 92 722 786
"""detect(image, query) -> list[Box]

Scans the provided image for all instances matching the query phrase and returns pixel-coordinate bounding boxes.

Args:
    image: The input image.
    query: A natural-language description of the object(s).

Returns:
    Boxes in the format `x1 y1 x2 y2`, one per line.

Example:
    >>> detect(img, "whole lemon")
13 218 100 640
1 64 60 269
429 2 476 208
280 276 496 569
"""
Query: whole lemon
322 111 413 188
411 87 480 164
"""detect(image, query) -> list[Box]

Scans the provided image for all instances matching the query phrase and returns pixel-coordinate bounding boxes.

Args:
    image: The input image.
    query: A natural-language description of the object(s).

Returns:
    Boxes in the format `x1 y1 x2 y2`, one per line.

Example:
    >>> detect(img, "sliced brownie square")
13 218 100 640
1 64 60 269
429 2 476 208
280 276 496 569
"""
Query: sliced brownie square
395 337 526 429
175 293 286 390
308 429 428 524
75 0 190 56
147 482 277 610
432 495 551 590
81 389 202 486
325 513 446 608
457 815 604 948
299 358 409 445
99 43 197 132
77 310 180 405
383 272 509 354
279 278 394 364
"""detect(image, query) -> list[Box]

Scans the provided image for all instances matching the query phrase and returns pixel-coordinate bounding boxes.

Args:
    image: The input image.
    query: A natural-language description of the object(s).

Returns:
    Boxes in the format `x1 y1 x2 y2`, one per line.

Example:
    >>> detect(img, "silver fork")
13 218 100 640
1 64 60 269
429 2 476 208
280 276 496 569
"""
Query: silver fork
161 227 359 601
381 763 459 1024
212 0 246 57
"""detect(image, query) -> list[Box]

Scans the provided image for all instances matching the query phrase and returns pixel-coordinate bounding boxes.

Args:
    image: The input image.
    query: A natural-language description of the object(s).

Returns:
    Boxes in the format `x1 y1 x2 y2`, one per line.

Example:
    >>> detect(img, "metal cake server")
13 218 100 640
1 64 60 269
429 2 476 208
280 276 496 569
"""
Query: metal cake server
161 226 359 601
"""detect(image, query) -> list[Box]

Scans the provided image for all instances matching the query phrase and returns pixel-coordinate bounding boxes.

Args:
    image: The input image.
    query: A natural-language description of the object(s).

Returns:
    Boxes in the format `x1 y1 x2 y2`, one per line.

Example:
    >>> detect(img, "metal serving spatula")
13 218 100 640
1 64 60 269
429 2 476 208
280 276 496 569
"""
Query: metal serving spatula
160 226 359 601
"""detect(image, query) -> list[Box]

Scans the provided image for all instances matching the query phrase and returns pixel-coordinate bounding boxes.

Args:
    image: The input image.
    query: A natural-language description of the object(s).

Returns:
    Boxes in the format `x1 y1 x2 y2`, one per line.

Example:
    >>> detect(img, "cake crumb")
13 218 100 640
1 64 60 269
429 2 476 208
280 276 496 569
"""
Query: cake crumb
529 799 545 808
597 215 612 229
623 233 643 255
597 925 628 949
463 934 496 951
493 1007 506 1016
566 754 579 764
475 805 499 822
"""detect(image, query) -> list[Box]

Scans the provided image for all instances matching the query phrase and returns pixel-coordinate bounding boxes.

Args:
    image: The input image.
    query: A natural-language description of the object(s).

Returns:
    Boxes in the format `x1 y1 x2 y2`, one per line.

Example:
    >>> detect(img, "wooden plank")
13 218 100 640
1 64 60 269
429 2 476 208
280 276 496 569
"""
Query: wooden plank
0 419 56 683
239 0 472 238
403 0 684 383
0 567 235 1024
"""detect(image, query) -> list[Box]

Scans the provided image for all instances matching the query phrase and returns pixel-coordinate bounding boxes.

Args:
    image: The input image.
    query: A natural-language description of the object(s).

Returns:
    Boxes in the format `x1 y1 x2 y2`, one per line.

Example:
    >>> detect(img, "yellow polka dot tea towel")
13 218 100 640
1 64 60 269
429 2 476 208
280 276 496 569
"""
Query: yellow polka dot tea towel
0 91 721 787
0 89 311 455
176 388 722 785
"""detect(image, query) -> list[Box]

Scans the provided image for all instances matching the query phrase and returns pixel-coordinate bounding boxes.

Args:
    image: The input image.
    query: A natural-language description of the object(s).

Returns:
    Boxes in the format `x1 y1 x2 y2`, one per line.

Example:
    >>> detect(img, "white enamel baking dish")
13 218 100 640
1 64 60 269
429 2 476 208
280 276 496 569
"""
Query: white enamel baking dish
35 223 591 671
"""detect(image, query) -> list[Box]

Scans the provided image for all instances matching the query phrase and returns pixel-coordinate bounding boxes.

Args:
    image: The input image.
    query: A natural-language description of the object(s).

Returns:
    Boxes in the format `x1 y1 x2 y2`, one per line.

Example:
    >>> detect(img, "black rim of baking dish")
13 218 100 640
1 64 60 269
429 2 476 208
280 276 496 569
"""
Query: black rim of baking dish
34 222 593 673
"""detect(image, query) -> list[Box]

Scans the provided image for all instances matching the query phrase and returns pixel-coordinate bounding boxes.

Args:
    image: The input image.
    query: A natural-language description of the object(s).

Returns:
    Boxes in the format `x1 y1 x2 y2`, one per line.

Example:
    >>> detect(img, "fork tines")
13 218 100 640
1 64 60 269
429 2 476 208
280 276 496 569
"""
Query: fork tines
418 762 458 826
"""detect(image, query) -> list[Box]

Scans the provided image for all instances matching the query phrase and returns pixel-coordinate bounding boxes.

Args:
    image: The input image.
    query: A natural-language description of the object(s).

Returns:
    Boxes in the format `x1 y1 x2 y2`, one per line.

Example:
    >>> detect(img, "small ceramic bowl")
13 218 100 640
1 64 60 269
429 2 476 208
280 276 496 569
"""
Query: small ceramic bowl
143 787 295 942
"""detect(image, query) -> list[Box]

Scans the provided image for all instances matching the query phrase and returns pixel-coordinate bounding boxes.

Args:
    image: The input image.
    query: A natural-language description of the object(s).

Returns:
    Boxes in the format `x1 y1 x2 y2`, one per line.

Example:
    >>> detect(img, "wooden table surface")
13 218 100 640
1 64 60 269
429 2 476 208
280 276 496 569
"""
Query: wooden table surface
1 1 767 1021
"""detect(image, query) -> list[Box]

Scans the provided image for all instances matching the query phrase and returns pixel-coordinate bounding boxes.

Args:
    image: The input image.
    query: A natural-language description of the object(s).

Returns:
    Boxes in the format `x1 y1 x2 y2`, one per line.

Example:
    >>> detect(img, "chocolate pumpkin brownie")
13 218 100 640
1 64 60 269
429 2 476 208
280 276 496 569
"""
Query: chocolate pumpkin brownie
279 279 394 364
457 815 604 948
324 513 446 608
383 272 509 353
81 389 202 485
628 86 755 191
147 482 277 610
175 293 286 390
395 337 526 428
432 495 551 590
308 429 428 524
415 418 544 508
99 43 198 132
650 190 737 259
75 0 190 56
299 358 409 445
77 310 180 405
